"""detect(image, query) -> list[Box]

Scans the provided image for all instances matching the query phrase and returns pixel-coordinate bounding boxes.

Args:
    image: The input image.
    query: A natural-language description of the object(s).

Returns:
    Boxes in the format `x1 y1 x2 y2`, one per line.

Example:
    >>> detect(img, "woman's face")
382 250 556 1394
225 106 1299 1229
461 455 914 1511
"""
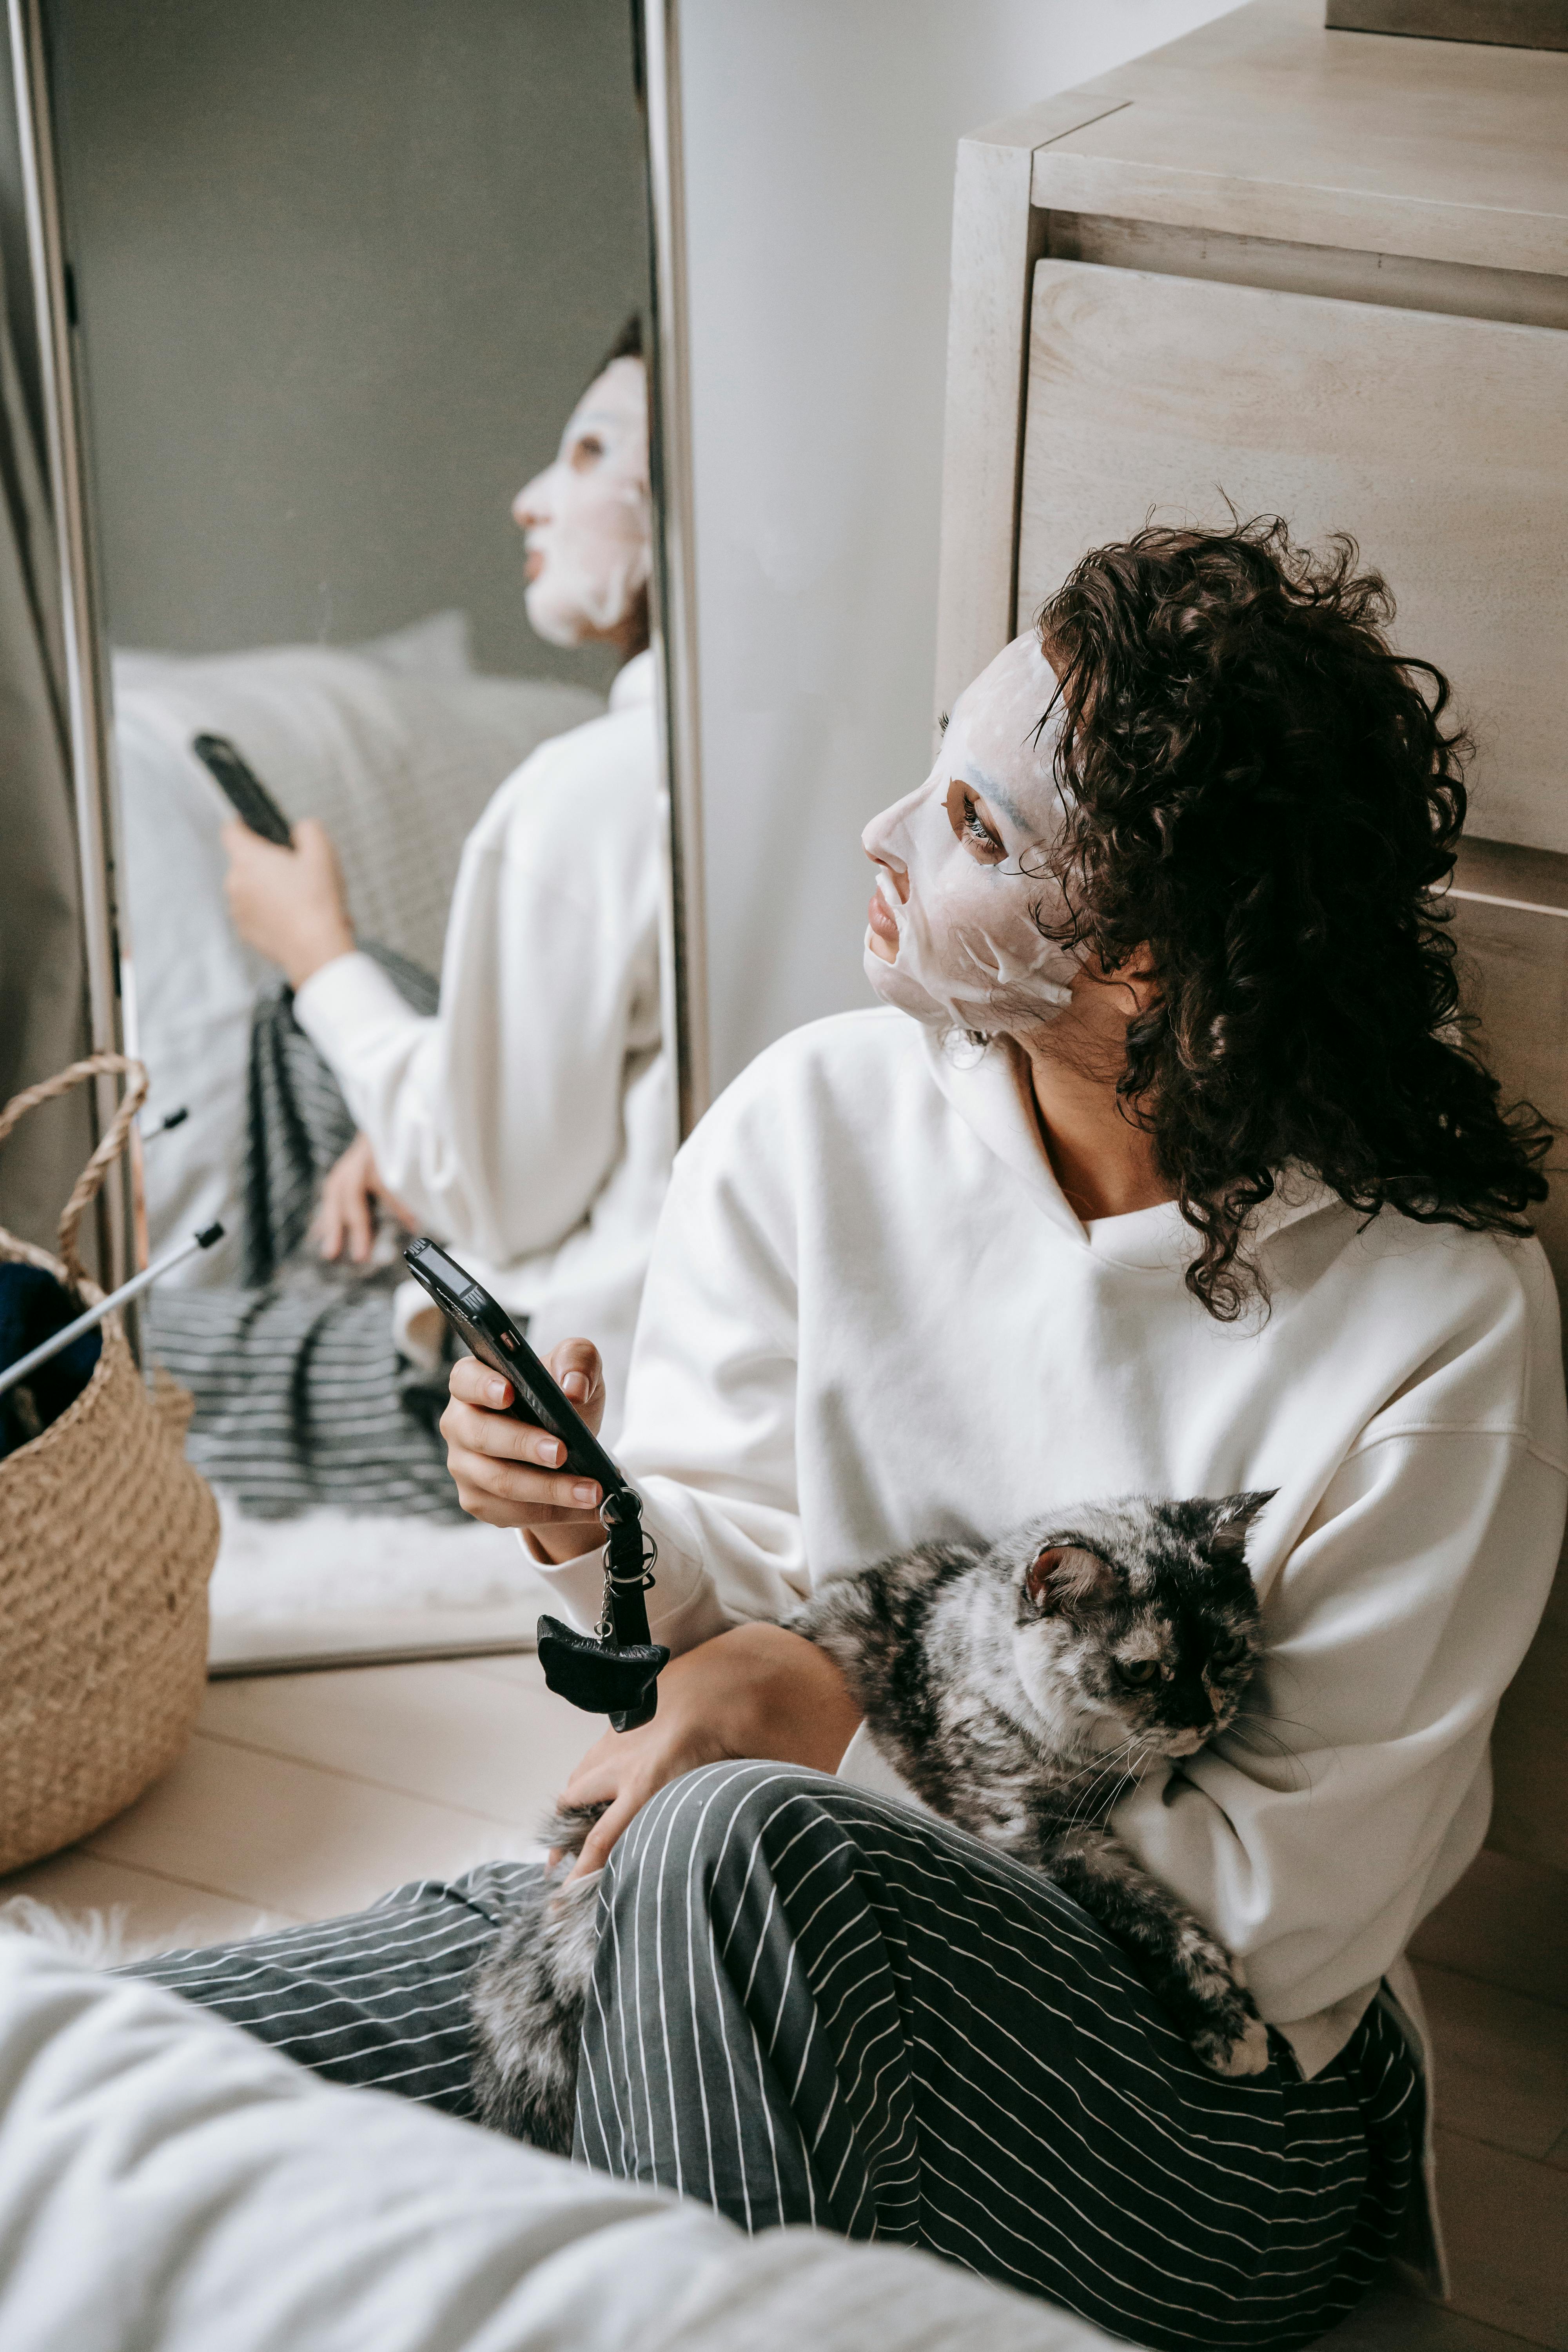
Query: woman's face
862 633 1080 1034
513 357 651 648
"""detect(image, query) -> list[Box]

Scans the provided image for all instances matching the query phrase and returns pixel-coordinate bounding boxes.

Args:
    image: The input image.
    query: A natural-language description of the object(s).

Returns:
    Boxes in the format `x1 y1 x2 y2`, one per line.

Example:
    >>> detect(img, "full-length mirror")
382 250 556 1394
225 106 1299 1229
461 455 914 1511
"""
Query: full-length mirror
15 0 701 1665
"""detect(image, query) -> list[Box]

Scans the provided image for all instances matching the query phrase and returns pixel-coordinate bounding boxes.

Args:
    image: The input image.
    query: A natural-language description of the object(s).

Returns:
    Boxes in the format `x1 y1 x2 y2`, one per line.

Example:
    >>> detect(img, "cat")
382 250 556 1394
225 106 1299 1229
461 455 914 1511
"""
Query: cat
469 1489 1274 2152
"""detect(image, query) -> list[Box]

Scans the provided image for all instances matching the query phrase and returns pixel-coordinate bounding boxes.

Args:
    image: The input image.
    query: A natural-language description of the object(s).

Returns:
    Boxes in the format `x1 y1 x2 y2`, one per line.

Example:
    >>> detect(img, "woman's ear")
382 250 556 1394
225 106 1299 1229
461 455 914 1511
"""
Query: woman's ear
1107 947 1159 1017
1026 1546 1118 1615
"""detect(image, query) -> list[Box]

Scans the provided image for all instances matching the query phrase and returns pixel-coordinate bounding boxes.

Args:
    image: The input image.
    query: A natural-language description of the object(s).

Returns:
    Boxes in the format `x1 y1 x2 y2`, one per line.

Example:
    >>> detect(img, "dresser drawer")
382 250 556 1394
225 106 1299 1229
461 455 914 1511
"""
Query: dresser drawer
1017 259 1568 853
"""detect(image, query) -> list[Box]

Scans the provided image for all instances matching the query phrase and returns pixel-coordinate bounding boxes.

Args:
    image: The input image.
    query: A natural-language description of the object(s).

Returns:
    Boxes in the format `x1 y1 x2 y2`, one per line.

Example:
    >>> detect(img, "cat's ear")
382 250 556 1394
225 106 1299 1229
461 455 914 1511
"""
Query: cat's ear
1208 1491 1277 1565
1026 1546 1119 1615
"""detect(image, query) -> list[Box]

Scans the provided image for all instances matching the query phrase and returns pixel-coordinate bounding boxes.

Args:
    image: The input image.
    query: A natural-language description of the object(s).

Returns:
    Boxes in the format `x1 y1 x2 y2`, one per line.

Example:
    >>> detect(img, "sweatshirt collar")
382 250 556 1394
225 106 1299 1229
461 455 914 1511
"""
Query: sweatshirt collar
609 648 657 713
919 1025 1332 1269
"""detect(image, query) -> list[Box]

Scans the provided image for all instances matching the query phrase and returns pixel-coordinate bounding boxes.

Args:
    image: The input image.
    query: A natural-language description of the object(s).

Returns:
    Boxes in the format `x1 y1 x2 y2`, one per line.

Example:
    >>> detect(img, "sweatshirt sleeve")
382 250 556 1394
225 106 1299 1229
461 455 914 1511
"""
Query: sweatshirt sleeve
1112 1419 1567 2029
293 717 657 1269
523 1047 808 1655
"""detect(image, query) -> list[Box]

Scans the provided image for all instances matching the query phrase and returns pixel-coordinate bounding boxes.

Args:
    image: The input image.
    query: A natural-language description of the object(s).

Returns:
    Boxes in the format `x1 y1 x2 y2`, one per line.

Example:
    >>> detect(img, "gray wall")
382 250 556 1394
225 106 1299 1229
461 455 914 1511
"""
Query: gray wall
49 0 647 682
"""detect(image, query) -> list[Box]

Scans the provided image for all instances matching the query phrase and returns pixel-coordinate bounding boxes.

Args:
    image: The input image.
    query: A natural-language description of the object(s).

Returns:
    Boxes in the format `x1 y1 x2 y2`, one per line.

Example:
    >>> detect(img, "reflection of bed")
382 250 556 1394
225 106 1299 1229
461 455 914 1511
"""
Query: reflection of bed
114 611 603 1284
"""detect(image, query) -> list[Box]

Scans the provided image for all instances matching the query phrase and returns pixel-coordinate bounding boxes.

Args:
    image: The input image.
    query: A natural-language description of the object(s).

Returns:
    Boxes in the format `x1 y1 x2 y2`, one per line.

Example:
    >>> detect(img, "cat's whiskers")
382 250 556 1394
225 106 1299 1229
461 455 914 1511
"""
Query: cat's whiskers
1058 1737 1142 1831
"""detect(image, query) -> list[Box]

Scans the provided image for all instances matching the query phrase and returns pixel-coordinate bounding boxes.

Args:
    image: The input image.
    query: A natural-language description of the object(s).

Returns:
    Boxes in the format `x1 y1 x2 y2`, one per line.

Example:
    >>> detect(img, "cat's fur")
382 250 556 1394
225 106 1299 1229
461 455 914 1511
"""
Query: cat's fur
470 1490 1274 2149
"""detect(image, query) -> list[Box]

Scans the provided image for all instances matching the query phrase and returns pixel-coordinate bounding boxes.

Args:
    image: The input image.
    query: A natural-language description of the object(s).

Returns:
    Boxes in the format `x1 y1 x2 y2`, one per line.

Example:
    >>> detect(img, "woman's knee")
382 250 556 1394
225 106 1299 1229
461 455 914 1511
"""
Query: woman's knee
606 1759 839 1904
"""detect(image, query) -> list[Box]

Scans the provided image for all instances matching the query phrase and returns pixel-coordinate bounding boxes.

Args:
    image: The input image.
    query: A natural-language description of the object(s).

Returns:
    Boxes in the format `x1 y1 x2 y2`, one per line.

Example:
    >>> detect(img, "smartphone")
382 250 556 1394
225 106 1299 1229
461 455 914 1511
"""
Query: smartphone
192 733 294 848
403 1237 623 1497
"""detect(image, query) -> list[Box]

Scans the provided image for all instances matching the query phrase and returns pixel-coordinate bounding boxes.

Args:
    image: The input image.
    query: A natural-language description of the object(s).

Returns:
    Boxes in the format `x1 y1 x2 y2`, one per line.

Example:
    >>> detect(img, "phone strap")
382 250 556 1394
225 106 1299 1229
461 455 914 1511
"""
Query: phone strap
536 1485 670 1733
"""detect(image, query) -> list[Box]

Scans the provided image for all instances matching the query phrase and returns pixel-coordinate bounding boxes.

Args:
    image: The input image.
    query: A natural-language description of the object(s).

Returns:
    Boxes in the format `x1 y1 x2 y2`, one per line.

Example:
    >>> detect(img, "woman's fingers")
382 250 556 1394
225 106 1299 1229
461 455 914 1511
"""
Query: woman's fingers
566 1787 644 1880
441 1341 606 1529
345 1182 375 1263
546 1338 606 1432
441 1434 601 1515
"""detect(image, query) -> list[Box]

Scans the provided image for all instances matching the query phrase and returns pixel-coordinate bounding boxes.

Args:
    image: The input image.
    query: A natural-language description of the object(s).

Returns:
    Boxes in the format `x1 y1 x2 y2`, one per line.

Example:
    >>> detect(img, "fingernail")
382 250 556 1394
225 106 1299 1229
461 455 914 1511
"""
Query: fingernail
572 1482 597 1506
539 1438 564 1466
486 1379 507 1405
564 1373 588 1401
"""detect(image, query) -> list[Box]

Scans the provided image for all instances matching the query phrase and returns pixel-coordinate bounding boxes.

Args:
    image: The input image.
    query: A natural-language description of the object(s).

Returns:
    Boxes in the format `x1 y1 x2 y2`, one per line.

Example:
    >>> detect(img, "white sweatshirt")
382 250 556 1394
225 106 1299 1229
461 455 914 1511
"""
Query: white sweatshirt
534 1007 1566 2076
294 651 669 1432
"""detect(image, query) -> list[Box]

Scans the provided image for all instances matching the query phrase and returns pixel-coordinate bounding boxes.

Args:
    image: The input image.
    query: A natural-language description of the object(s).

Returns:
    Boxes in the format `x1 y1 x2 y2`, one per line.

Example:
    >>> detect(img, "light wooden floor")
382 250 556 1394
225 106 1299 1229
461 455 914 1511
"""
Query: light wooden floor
4 1658 1564 2351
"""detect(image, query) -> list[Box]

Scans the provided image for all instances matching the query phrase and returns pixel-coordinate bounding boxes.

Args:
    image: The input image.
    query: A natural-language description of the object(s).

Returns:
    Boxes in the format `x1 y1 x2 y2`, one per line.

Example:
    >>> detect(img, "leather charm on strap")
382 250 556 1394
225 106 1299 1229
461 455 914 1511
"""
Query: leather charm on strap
536 1489 669 1731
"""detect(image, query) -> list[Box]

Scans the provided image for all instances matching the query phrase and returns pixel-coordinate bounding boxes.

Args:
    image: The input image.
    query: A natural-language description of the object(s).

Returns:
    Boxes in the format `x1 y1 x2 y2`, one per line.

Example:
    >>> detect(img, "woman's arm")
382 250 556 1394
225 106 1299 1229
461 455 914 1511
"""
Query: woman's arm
292 722 661 1267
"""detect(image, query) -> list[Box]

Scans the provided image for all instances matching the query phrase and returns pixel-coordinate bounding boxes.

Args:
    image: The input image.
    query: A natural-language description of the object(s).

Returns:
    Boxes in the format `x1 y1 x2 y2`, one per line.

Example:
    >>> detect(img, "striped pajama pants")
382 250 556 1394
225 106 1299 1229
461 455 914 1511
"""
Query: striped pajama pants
124 1762 1416 2350
145 941 462 1520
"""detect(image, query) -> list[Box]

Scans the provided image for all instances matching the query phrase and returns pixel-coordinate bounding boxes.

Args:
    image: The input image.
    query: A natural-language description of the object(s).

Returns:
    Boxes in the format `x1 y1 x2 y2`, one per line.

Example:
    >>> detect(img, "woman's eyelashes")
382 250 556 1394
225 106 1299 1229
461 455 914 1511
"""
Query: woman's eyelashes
948 782 1007 860
568 432 607 470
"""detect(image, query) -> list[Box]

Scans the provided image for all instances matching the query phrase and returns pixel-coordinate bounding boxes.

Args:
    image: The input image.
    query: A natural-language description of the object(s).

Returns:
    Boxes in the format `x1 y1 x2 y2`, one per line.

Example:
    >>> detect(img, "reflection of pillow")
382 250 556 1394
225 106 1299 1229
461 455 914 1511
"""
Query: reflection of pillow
355 606 474 679
114 632 603 1280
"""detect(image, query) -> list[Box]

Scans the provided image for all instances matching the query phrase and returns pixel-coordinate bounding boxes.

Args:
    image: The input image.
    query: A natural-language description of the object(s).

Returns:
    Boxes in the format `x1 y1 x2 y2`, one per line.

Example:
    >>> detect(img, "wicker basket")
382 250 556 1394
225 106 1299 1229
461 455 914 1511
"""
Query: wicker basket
0 1056 219 1875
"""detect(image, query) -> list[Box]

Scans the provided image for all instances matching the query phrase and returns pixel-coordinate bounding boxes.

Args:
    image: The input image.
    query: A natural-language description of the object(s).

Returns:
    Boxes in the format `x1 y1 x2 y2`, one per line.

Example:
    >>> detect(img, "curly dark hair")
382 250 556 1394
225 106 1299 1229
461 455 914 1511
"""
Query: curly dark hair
1033 515 1552 1322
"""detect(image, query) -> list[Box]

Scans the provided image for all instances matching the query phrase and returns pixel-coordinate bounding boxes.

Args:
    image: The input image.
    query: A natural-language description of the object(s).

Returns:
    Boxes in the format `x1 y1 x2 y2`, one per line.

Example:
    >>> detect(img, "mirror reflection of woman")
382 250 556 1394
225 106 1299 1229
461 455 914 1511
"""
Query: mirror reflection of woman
128 521 1565 2350
149 323 669 1515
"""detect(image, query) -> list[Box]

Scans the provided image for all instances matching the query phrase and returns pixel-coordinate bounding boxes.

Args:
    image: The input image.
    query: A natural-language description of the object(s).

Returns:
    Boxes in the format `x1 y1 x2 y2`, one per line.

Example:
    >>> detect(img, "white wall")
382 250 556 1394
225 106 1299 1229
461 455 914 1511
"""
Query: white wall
680 0 1243 1093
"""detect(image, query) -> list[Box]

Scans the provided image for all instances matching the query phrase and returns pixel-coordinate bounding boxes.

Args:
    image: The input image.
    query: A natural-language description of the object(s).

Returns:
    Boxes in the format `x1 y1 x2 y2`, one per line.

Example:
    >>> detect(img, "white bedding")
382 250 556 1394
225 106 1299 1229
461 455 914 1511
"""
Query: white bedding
0 1936 1114 2352
113 614 603 1284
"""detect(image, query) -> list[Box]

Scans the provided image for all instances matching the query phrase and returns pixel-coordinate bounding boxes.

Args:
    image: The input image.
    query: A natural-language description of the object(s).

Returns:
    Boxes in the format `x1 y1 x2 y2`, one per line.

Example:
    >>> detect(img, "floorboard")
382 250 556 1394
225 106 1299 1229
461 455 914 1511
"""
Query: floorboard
78 1730 538 1918
196 1653 588 1826
1414 1962 1568 2162
1316 2283 1542 2350
1433 2128 1568 2351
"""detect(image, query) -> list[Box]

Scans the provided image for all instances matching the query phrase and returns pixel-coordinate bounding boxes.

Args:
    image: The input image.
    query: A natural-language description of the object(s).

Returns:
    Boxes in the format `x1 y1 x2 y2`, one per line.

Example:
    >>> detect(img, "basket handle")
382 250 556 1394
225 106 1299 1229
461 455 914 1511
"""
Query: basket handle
0 1053 149 1290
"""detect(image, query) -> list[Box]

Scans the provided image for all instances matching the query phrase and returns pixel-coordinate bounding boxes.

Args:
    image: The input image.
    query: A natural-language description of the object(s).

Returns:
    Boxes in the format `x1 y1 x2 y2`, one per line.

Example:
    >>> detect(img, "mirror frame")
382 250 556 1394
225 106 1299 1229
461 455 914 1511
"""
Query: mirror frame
7 0 132 1297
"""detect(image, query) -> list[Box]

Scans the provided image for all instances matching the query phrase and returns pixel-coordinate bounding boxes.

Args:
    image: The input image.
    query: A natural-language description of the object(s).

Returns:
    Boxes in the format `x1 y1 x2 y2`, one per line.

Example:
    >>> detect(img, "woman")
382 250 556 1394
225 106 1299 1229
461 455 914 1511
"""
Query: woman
149 324 669 1512
130 521 1565 2350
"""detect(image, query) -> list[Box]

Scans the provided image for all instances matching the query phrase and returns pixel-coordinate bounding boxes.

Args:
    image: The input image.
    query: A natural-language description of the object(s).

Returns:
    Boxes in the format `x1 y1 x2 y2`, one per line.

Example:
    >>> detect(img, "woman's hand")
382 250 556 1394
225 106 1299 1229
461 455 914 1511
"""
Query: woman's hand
222 816 356 989
560 1623 863 1878
440 1343 609 1559
315 1132 418 1263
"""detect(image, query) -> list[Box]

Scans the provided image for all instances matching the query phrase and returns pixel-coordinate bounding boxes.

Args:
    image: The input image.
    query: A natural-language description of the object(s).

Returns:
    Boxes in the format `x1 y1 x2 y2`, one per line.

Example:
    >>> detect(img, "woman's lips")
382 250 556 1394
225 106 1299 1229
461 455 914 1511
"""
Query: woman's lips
867 884 900 947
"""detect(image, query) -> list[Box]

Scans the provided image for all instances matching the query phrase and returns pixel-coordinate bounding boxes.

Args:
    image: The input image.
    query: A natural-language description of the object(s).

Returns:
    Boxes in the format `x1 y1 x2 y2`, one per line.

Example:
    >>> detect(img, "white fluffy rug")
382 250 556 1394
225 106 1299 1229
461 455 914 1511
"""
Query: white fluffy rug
207 1495 559 1670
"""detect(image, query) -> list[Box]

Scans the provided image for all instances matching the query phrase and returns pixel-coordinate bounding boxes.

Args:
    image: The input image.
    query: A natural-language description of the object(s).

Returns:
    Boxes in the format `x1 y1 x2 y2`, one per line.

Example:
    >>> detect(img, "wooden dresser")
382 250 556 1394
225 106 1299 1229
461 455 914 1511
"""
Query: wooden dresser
936 0 1567 1966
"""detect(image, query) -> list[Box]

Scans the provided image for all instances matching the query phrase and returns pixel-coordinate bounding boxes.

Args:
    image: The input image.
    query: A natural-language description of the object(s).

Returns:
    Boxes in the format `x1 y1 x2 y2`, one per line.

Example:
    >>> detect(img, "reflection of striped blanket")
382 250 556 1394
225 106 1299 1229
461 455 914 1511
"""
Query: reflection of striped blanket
147 946 465 1521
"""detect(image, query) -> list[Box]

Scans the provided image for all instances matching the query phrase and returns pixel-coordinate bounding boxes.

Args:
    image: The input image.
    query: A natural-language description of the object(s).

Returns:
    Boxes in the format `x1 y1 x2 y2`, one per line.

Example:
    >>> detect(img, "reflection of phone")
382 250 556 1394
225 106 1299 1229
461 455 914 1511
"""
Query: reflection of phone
192 733 294 847
402 1237 623 1497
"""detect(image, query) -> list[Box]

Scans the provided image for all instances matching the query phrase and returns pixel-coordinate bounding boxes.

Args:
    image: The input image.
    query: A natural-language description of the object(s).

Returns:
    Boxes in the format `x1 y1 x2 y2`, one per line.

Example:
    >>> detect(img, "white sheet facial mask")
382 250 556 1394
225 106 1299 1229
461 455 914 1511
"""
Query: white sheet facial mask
862 632 1079 1034
514 357 652 647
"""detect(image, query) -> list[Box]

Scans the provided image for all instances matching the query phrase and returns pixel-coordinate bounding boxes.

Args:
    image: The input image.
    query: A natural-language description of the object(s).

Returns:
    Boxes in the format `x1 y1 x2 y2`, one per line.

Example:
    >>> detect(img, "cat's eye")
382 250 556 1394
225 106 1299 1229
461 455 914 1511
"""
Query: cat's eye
1119 1659 1160 1687
1210 1633 1248 1665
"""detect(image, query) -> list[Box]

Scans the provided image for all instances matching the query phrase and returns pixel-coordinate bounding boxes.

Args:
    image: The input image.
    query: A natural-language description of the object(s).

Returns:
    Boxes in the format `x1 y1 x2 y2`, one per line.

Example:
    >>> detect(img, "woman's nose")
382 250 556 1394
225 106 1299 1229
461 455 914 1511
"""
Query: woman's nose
512 466 552 530
862 789 922 900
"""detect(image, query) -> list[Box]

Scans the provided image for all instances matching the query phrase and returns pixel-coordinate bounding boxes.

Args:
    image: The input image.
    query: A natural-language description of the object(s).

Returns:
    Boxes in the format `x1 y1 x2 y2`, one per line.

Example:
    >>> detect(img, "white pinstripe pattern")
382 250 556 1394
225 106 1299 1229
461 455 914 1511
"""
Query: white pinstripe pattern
572 1764 1416 2352
147 943 462 1521
122 1768 1415 2349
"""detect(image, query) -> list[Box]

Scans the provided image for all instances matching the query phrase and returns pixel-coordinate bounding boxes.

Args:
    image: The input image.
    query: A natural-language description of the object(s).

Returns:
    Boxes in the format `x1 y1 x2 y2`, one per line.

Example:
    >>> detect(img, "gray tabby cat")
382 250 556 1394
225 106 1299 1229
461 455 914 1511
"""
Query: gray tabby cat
470 1489 1274 2151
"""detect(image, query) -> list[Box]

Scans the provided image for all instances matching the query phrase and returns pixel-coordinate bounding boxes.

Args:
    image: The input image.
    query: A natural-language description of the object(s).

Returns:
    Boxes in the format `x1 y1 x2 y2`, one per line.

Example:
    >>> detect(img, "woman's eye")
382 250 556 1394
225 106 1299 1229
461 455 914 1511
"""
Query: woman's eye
1120 1659 1160 1687
959 793 1005 857
569 435 606 469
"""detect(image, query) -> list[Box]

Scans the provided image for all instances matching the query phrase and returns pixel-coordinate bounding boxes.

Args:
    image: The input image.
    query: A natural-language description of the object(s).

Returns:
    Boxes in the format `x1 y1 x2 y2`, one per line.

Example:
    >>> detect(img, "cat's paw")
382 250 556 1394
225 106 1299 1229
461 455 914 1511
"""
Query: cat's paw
1192 2008 1271 2078
1169 1923 1270 2078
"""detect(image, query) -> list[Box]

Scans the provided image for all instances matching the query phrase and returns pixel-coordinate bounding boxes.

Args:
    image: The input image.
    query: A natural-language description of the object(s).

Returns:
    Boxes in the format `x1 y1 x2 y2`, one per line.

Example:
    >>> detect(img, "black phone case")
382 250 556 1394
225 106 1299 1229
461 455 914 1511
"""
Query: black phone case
192 733 294 847
402 1237 622 1494
404 1238 667 1730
